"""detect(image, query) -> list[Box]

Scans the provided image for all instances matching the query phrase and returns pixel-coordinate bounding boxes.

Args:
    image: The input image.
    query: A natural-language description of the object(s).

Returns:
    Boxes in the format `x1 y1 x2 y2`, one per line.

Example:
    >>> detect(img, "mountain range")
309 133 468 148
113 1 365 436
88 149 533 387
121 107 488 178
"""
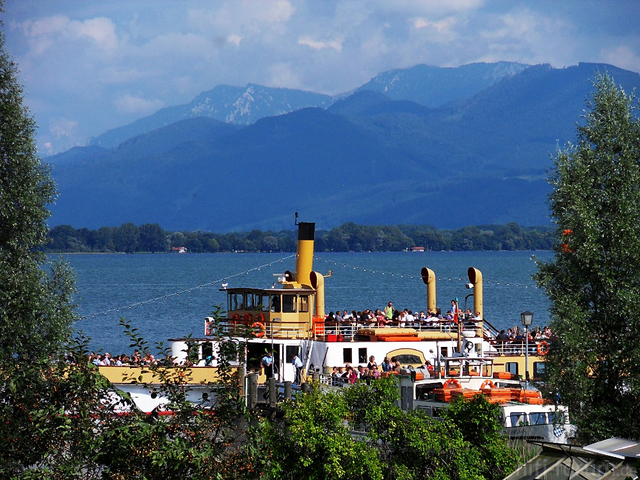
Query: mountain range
46 62 640 232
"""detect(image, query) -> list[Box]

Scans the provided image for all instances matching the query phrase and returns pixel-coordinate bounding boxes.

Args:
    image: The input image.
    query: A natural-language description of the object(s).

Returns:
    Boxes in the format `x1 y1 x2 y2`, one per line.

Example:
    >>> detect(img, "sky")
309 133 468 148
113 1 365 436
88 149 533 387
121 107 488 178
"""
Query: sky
3 0 640 156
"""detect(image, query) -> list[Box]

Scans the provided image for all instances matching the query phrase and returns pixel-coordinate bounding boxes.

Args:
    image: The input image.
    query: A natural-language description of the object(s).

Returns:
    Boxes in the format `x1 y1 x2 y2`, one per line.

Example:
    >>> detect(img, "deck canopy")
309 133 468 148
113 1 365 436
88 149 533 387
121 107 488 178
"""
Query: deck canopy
505 439 639 480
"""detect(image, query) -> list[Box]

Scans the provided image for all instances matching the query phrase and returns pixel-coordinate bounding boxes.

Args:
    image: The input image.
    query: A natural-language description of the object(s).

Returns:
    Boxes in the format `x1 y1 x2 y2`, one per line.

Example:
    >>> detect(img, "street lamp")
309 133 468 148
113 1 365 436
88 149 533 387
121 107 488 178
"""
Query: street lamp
520 311 533 389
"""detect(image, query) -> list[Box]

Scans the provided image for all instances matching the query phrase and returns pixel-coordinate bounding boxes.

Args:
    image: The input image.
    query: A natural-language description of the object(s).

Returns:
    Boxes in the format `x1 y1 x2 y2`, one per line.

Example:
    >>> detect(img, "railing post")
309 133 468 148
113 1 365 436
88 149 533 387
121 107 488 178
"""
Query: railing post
284 381 292 400
269 377 277 408
247 373 258 409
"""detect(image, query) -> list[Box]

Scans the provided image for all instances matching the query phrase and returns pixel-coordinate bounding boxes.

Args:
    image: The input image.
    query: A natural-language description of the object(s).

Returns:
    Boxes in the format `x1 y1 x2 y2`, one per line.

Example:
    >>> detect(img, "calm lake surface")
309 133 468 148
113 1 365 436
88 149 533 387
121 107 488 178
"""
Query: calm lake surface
60 251 554 356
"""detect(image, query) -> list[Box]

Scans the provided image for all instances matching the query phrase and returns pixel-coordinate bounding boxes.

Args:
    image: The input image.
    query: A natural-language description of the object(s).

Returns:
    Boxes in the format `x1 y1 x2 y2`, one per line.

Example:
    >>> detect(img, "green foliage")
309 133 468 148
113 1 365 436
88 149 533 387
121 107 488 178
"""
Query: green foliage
257 379 520 480
0 14 76 362
535 73 640 442
445 395 520 479
258 383 384 480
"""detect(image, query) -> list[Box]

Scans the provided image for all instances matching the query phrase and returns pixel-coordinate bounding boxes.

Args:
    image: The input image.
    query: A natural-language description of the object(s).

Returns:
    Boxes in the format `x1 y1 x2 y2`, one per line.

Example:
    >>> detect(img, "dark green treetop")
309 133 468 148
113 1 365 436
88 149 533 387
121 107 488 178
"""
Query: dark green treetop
535 73 640 442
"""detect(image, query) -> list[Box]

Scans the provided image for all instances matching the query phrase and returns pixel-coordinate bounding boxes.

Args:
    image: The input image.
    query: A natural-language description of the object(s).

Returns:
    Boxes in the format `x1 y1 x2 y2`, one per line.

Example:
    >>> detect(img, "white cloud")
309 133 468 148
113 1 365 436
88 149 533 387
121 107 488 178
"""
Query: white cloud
298 37 343 52
113 94 165 115
50 117 79 139
20 15 119 55
411 16 458 35
227 34 242 47
602 45 640 75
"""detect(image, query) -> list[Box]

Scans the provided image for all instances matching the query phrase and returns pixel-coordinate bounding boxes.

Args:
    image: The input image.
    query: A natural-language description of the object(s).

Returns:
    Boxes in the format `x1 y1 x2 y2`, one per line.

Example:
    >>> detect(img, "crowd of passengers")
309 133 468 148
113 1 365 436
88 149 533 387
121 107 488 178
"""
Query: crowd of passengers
494 325 554 343
324 300 483 328
64 349 162 366
330 355 434 385
324 301 555 342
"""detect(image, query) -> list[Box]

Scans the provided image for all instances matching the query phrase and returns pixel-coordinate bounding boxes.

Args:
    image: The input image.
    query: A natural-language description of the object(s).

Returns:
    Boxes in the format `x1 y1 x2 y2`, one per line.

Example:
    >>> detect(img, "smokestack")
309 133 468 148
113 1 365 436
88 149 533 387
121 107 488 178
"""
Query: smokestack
467 267 483 318
421 267 436 314
295 222 315 287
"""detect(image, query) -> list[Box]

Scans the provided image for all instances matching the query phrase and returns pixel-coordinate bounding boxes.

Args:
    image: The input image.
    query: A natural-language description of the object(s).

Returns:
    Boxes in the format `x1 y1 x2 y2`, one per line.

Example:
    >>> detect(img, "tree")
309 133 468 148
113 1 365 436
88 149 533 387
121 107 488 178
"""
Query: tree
138 223 167 252
534 73 640 442
113 222 140 253
0 9 75 362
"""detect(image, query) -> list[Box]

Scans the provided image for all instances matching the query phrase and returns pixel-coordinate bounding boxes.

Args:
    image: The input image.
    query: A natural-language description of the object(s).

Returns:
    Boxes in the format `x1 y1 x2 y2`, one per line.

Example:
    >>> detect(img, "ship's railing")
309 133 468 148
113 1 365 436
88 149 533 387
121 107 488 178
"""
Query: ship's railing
321 320 479 340
484 340 549 357
206 318 319 339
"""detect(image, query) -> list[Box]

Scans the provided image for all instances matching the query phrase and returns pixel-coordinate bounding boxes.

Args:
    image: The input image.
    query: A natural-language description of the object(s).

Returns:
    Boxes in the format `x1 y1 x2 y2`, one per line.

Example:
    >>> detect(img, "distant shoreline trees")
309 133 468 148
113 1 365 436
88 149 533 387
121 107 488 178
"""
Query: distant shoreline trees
44 221 554 254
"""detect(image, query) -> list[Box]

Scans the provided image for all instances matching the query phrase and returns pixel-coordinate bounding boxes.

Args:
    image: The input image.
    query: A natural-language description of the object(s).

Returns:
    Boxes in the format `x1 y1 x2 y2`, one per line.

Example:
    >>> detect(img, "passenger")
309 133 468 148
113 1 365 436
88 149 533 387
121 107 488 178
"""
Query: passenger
391 356 401 372
326 311 336 322
381 356 392 372
384 302 394 321
370 365 381 379
331 367 341 386
346 366 357 384
404 309 415 326
367 355 377 369
335 311 343 322
292 355 303 384
342 310 352 321
424 360 434 376
357 365 366 380
496 329 510 341
261 350 274 380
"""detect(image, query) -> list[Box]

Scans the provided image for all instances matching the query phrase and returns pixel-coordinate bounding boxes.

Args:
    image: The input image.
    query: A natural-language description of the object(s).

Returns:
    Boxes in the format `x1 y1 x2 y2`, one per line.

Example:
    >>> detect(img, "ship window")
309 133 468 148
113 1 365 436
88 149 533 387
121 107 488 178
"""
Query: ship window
282 295 296 313
257 294 269 312
286 345 299 363
245 294 255 309
416 384 438 400
270 295 281 313
510 412 527 427
229 293 245 310
505 362 518 375
533 362 545 379
440 347 447 357
299 295 309 312
397 354 423 365
202 342 213 361
343 348 352 364
530 413 548 425
358 348 367 363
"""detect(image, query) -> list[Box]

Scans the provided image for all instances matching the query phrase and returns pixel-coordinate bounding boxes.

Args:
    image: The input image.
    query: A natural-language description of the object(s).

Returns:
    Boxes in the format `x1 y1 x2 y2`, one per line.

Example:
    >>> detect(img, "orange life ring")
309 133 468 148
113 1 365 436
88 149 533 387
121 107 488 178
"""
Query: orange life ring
536 341 549 356
231 313 240 320
243 313 253 321
480 380 495 390
443 378 462 389
255 313 265 322
251 322 265 338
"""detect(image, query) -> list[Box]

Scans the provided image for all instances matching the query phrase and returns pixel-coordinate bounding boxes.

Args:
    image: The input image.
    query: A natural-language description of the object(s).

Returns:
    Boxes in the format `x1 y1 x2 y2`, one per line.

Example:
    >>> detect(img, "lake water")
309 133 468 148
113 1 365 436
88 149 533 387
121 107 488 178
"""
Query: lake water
60 251 554 356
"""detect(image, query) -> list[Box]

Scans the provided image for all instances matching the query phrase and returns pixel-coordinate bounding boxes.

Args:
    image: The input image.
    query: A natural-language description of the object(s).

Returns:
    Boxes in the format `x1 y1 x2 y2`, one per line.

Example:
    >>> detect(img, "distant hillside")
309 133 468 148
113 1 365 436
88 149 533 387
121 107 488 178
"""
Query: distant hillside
48 62 640 232
90 84 332 149
88 62 527 149
356 61 530 106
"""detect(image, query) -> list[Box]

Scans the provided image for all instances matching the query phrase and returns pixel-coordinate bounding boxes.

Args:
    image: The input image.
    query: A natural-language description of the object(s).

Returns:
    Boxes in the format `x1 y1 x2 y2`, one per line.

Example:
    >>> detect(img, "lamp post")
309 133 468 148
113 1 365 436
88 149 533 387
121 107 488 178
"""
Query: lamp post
520 311 533 389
